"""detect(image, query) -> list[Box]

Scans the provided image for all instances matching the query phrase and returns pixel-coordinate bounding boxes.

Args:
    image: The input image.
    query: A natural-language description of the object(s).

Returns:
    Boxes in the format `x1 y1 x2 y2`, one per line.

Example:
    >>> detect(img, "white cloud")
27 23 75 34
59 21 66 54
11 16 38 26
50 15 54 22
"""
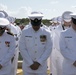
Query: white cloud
9 7 32 18
50 1 59 4
39 8 58 19
0 4 33 18
71 6 76 8
0 4 8 10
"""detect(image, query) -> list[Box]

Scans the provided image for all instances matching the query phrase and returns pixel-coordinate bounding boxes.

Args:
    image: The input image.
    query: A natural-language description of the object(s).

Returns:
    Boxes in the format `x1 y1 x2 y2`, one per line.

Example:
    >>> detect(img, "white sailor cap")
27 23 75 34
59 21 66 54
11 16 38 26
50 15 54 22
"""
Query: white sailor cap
0 12 5 18
70 13 76 19
62 11 72 22
7 16 15 23
0 18 9 27
28 12 44 20
57 16 62 23
52 17 57 23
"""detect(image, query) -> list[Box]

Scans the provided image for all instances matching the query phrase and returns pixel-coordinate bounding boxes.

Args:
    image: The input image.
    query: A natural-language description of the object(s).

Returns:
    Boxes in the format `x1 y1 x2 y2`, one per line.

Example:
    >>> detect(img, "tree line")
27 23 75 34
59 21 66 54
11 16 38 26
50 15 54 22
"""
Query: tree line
15 18 52 26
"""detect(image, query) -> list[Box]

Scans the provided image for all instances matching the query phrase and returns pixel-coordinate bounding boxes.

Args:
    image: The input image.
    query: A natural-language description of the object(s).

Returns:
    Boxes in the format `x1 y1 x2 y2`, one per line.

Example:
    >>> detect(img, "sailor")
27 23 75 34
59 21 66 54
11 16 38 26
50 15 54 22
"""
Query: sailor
51 11 72 75
59 12 76 75
19 11 53 75
0 18 16 75
6 16 20 75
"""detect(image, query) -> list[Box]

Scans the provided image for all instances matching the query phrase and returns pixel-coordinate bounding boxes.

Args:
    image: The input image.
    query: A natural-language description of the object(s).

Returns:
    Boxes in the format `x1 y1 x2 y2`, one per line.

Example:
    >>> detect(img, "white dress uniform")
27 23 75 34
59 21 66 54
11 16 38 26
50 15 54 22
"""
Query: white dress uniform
51 25 64 75
6 19 19 75
41 23 51 71
8 24 19 75
41 23 51 72
6 15 21 75
51 26 70 75
12 25 21 75
51 11 72 75
15 25 21 38
0 32 16 75
19 25 52 75
0 18 16 75
59 27 76 75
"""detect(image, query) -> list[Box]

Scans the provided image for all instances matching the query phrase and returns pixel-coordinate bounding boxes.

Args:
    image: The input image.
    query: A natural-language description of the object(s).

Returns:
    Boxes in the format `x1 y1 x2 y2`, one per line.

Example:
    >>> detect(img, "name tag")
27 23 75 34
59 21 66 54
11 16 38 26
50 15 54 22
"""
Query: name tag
25 36 32 38
65 36 72 38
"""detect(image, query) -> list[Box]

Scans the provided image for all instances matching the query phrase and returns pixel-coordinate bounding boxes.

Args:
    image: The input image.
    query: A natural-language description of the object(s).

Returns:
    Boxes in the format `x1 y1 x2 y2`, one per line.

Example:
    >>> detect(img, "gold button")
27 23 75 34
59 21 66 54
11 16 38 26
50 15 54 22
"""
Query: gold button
35 51 37 53
35 44 37 46
66 46 68 48
35 37 37 39
34 58 36 60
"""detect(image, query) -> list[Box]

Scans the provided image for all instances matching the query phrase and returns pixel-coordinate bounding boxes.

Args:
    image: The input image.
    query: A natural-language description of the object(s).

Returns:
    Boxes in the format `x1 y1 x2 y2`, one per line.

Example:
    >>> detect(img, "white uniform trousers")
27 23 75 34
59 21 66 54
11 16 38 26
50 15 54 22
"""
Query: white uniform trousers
63 73 76 75
11 47 19 75
0 63 12 75
47 57 51 70
51 48 63 75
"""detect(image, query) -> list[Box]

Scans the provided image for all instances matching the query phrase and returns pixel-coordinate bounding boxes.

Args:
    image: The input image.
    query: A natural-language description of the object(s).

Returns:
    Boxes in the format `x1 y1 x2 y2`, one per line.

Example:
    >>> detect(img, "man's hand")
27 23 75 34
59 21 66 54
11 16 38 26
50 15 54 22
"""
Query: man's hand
34 61 40 69
30 64 36 70
0 64 2 69
30 62 40 70
73 61 76 67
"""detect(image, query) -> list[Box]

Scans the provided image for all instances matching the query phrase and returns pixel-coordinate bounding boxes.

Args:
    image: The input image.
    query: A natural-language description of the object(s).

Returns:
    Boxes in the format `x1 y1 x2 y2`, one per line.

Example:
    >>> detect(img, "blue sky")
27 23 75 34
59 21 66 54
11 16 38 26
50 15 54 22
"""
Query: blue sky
0 0 76 19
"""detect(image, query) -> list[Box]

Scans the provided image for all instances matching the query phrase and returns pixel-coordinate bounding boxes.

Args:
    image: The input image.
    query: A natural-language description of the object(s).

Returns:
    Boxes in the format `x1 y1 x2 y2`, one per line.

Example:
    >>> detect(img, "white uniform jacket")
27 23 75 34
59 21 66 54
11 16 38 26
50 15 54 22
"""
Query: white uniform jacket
0 32 16 74
19 26 52 73
51 25 65 75
59 27 76 74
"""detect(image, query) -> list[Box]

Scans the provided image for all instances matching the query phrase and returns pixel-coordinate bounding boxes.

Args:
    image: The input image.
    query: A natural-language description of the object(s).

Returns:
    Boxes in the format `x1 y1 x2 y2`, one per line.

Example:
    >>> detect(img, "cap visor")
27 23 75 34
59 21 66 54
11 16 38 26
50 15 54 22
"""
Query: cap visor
64 19 71 22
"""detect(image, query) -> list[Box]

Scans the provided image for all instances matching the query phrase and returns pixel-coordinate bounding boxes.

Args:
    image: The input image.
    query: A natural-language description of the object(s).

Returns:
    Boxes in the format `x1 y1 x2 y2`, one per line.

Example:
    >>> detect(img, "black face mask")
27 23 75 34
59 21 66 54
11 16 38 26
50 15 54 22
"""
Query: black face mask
72 17 76 25
0 27 5 35
31 18 42 26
